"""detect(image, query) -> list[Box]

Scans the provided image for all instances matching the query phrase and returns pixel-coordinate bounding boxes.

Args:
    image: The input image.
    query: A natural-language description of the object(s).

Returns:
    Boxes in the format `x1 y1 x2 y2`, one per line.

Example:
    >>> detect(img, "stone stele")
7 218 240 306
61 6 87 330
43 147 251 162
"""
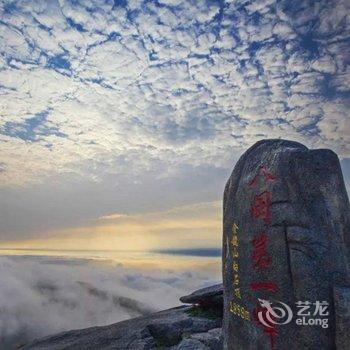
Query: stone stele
222 139 350 350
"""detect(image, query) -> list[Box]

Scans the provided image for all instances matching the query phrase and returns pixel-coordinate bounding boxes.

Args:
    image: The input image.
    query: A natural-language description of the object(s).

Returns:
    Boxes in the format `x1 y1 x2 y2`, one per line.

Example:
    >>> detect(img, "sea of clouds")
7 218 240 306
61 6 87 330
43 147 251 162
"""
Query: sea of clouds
0 255 220 349
1 0 349 246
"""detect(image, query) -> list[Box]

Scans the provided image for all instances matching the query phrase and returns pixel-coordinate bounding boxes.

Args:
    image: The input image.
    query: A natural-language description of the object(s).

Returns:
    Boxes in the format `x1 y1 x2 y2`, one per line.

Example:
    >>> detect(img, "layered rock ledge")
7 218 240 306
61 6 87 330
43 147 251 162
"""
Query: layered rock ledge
21 285 224 350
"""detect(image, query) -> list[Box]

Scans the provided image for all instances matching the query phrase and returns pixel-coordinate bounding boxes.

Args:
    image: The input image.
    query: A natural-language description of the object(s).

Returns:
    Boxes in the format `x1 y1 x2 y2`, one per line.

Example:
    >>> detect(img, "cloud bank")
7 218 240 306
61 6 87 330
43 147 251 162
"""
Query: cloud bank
0 255 220 349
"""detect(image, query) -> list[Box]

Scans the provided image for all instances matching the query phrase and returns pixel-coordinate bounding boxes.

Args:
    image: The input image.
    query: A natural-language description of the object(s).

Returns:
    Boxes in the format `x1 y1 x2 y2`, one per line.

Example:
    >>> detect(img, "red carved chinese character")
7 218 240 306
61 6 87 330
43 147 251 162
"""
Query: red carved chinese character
249 166 277 188
253 301 278 350
251 191 272 224
251 232 272 270
250 282 279 293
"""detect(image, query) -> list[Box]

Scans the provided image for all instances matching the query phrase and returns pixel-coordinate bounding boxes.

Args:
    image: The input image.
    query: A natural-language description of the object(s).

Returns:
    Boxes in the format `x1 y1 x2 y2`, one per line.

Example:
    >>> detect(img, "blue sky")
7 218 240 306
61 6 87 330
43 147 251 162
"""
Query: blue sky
0 0 349 248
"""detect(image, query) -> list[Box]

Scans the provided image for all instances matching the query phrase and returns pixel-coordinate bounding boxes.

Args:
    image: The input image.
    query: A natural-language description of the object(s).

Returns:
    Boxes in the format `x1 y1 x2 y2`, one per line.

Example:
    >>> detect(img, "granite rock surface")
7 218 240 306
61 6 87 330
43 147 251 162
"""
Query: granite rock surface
223 139 350 350
21 292 223 350
180 284 223 308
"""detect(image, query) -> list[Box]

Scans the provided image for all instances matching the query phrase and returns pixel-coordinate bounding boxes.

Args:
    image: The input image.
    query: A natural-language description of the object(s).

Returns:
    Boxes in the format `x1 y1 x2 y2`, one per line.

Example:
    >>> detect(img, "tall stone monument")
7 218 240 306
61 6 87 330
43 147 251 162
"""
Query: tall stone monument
223 139 350 350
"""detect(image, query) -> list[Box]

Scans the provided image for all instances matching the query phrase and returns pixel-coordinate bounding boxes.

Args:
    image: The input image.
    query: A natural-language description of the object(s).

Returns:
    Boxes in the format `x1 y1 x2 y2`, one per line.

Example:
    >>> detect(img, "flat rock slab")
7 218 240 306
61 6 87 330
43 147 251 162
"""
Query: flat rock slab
21 306 222 350
180 284 223 306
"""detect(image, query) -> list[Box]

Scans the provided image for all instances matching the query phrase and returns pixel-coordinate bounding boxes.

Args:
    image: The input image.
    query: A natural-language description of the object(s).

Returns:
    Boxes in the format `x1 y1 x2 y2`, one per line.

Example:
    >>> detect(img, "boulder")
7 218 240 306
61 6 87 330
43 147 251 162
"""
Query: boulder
223 139 350 350
171 338 210 350
190 328 222 350
180 284 223 307
170 328 222 350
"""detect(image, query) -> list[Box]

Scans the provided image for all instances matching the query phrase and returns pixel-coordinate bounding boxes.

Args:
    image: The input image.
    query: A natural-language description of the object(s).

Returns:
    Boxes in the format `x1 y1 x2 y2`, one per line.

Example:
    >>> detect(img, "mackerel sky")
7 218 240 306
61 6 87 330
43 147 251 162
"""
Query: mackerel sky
0 0 349 246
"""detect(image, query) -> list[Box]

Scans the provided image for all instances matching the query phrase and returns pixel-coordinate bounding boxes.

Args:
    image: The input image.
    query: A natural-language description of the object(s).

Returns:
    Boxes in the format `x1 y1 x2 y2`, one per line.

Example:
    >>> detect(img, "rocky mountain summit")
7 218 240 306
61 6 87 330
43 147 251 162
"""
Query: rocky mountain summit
21 139 350 350
21 285 224 350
